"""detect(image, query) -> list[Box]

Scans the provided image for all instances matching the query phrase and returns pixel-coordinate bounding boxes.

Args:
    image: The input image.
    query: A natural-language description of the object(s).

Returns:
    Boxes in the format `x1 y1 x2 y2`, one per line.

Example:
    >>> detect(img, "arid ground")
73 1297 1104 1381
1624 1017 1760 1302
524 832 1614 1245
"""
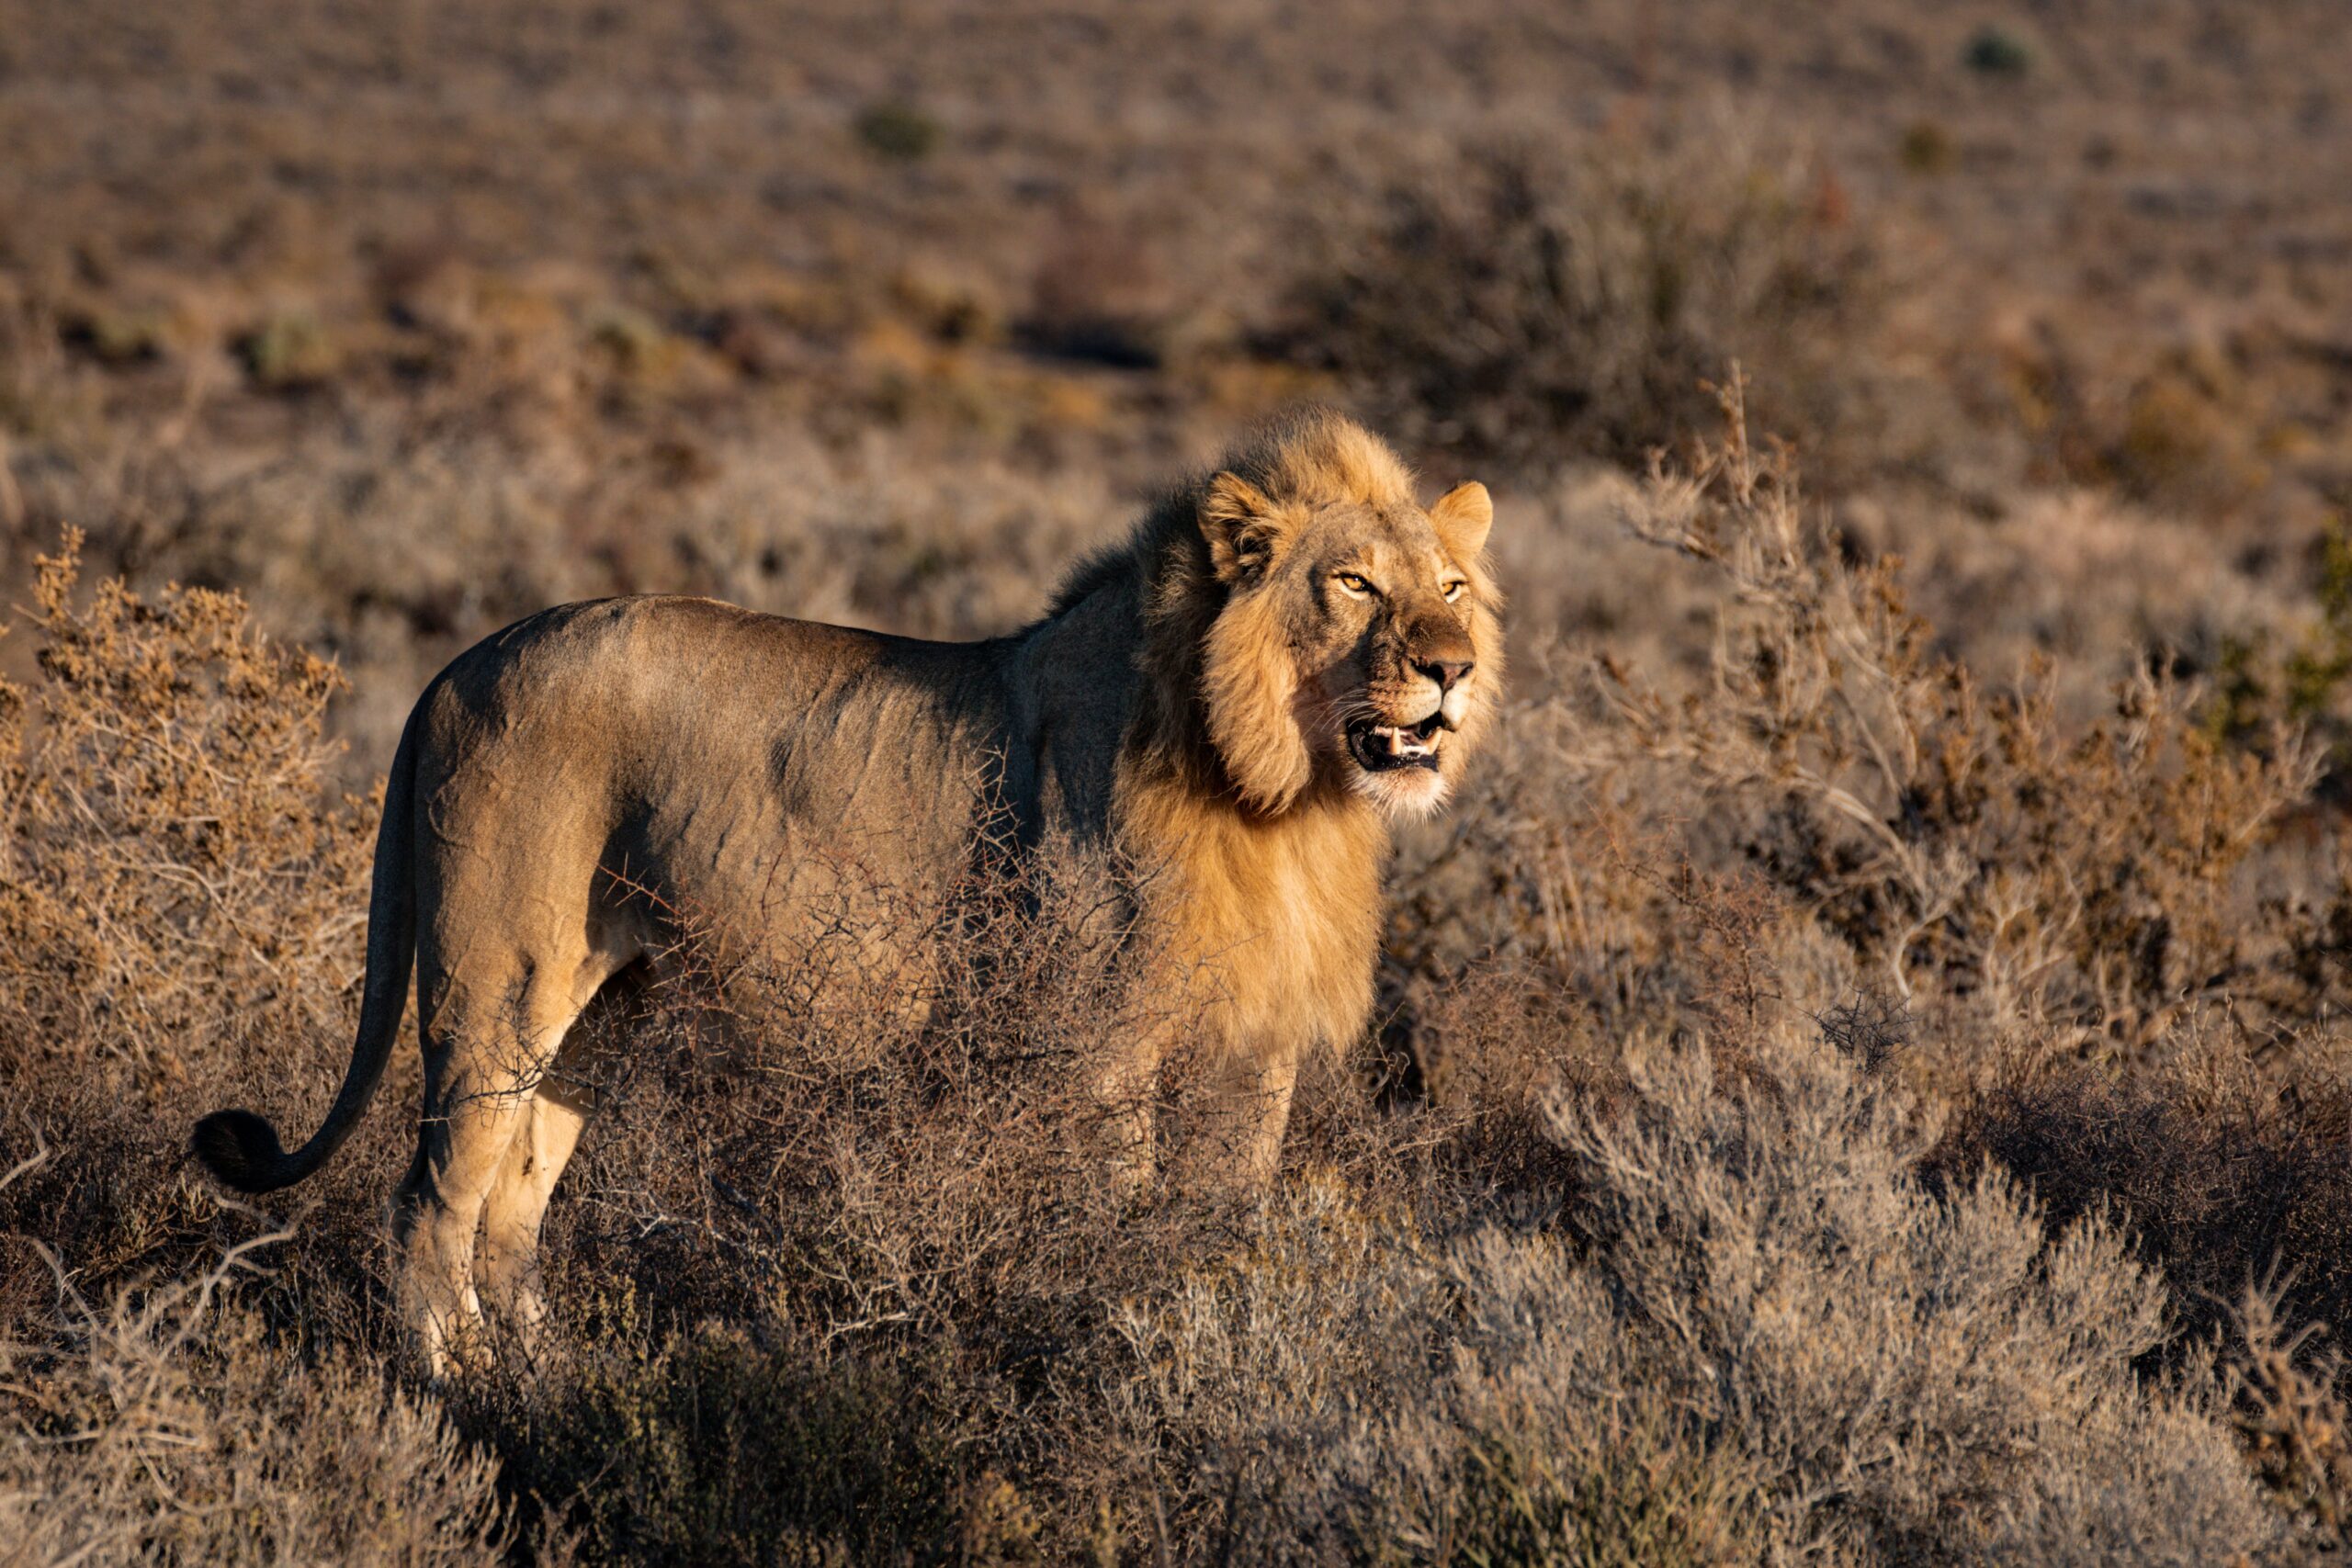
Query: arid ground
9 2 2352 1561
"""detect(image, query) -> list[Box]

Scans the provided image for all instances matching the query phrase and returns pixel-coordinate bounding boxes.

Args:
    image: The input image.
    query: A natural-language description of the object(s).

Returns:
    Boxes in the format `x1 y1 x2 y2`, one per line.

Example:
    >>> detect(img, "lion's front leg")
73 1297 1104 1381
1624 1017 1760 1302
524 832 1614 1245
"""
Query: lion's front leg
1093 1043 1160 1199
1199 1040 1303 1190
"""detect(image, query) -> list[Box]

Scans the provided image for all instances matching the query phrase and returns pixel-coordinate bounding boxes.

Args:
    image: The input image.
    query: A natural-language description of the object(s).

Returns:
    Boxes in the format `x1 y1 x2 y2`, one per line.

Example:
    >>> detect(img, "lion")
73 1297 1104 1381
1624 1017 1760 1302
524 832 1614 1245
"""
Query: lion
192 408 1502 1372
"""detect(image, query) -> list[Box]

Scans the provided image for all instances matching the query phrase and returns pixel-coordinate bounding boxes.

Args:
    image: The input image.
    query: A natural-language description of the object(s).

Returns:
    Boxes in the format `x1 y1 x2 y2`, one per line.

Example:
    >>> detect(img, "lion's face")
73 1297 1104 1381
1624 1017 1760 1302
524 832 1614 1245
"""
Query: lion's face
1195 470 1500 821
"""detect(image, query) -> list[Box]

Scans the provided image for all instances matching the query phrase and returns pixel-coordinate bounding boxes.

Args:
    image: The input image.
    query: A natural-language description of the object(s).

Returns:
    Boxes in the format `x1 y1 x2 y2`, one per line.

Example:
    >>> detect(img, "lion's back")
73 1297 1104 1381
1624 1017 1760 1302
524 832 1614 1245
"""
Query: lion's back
409 597 1025 931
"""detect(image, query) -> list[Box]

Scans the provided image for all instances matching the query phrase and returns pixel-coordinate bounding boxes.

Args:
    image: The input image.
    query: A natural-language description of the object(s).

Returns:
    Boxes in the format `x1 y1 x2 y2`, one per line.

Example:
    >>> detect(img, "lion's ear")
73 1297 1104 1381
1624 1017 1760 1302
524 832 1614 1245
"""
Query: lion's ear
1428 481 1493 559
1200 471 1286 583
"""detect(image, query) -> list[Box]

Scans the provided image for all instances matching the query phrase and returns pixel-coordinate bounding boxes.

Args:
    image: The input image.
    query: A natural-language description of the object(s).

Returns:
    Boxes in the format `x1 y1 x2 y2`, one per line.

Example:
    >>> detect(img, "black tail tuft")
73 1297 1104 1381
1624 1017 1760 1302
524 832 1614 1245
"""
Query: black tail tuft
191 1109 292 1193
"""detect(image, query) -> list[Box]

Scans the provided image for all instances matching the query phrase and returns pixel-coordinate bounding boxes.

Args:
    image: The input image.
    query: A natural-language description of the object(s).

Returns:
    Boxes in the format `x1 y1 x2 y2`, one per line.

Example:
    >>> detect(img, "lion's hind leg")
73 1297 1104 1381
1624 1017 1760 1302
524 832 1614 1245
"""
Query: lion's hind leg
390 1019 537 1378
392 942 622 1376
476 1074 592 1359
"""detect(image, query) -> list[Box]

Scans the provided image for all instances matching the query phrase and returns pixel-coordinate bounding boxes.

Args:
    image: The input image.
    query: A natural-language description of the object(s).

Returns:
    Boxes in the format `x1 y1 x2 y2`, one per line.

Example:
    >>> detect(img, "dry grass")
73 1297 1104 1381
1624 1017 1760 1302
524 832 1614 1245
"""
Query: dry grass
6 402 2348 1562
0 1156 513 1568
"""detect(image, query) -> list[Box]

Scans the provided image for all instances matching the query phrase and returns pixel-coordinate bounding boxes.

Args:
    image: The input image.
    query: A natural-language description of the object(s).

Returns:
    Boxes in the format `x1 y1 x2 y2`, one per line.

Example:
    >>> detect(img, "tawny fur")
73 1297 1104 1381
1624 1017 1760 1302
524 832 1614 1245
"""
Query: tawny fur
192 408 1504 1372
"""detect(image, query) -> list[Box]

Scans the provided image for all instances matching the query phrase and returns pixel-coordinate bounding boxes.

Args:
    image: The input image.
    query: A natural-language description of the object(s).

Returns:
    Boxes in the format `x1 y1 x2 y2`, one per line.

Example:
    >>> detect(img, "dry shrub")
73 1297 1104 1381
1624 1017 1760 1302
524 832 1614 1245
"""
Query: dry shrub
1276 128 1875 473
2229 1279 2352 1553
554 832 1177 1331
1928 1050 2352 1388
0 1170 509 1568
1365 377 2352 1557
2002 330 2282 519
0 539 393 1478
479 1319 974 1567
1 384 2339 1562
1544 374 2325 1059
0 531 371 1073
1118 1030 2274 1564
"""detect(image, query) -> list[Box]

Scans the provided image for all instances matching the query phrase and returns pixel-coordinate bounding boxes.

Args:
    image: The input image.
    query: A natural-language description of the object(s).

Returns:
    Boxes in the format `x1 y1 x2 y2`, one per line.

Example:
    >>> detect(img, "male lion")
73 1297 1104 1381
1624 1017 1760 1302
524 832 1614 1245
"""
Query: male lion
193 409 1501 1371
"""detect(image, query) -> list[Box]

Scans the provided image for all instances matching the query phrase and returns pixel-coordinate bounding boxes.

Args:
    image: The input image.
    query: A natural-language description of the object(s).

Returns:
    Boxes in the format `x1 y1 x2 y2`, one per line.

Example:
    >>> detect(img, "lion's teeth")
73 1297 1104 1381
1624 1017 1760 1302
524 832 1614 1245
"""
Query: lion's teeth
1363 721 1440 761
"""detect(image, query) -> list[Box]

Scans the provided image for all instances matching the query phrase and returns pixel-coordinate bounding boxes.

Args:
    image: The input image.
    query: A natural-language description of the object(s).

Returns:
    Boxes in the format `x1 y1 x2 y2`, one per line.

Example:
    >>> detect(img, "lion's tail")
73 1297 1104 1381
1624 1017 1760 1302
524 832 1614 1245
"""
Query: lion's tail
192 701 424 1194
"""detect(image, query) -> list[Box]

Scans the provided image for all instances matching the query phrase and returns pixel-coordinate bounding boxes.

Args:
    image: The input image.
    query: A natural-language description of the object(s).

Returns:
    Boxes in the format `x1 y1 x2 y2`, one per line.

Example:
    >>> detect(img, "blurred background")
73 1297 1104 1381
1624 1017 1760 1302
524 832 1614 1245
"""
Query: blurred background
5 0 2349 777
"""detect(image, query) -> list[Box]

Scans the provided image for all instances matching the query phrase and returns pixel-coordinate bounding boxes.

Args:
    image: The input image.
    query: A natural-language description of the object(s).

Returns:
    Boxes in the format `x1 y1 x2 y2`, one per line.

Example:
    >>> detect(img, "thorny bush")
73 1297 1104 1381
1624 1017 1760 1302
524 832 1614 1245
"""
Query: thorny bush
0 530 371 1077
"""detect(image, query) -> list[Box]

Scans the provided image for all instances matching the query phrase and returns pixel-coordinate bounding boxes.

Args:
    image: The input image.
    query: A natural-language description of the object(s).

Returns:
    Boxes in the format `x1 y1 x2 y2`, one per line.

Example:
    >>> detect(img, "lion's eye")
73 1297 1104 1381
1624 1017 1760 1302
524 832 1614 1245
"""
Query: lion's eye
1335 571 1375 596
1442 580 1468 602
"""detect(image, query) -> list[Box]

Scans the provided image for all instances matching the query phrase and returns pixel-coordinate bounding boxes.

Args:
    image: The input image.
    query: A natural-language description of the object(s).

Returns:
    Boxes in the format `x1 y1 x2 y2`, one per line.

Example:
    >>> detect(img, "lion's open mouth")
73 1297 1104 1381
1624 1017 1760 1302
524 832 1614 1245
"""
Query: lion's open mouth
1346 714 1445 773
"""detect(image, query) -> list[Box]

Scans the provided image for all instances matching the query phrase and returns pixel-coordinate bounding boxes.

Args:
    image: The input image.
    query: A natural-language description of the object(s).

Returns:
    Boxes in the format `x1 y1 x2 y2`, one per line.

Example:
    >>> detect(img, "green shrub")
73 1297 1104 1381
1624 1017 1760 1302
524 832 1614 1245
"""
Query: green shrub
1962 26 2035 78
237 309 340 389
854 101 943 163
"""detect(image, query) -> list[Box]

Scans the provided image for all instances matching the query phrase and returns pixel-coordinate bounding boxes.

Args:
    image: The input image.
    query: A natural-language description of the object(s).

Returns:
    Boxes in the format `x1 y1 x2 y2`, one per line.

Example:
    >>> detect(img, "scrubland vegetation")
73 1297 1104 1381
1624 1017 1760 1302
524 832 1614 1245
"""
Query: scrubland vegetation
9 0 2352 1561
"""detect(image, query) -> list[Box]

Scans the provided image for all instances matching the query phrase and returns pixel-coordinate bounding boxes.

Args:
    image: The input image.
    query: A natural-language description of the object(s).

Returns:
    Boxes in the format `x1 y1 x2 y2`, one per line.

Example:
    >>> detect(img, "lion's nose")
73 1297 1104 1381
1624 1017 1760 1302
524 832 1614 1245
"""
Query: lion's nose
1417 657 1474 691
